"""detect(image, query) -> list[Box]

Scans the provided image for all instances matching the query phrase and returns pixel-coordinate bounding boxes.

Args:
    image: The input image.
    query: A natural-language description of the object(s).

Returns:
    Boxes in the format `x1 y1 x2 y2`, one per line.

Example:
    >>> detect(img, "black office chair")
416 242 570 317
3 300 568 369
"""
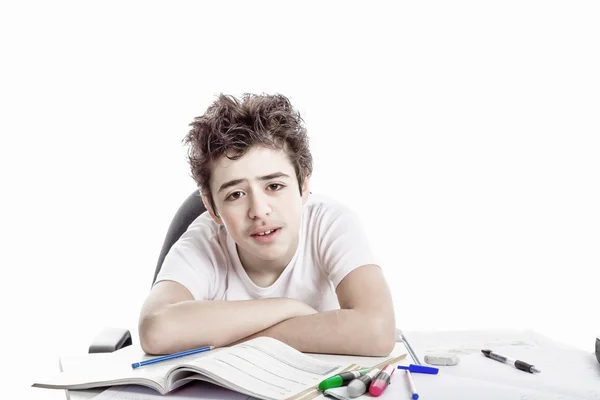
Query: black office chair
151 190 207 287
88 190 206 353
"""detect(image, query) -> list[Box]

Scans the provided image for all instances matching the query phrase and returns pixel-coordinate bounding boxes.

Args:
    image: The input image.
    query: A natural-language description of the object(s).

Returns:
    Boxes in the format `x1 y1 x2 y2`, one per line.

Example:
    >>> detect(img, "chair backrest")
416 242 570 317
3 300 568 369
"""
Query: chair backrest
152 190 207 286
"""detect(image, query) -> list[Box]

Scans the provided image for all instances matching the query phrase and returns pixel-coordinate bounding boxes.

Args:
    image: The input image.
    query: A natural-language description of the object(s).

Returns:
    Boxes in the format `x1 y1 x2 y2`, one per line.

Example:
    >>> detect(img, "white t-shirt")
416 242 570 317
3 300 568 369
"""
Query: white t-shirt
155 194 378 312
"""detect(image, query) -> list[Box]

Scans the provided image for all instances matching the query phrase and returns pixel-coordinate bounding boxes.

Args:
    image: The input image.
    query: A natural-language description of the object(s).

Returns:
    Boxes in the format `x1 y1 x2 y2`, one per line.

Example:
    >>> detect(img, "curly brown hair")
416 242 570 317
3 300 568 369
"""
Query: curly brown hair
184 93 313 215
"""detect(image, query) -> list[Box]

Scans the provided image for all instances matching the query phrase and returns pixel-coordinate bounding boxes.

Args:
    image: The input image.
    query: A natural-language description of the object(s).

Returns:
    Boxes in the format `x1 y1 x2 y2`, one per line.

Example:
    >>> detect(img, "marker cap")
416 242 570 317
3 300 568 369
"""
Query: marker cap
369 379 386 397
397 364 439 374
318 376 342 390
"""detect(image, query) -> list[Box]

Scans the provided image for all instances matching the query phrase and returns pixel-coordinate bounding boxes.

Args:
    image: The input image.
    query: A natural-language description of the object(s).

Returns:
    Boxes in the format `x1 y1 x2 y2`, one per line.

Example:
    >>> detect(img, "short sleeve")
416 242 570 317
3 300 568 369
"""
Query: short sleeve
154 216 224 300
317 203 379 288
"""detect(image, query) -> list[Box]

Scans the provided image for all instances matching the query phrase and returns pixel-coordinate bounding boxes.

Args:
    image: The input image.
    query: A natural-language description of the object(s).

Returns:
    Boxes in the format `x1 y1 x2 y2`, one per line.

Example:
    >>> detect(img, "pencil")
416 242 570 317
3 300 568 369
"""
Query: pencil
132 345 214 369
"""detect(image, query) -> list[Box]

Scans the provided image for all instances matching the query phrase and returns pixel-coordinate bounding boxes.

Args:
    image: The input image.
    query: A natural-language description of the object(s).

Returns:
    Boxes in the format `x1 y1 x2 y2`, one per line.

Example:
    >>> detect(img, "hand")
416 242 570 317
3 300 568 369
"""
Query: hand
287 298 318 317
227 300 317 346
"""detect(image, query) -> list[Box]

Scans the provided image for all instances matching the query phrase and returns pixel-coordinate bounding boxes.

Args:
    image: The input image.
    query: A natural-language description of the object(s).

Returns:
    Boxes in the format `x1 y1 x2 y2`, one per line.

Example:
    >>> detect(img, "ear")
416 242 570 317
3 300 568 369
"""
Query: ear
301 172 311 205
202 195 224 225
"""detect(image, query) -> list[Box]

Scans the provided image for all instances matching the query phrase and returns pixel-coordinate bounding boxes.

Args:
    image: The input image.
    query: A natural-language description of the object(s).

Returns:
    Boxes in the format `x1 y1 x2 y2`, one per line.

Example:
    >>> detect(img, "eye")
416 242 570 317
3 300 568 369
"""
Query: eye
226 191 244 201
267 183 285 191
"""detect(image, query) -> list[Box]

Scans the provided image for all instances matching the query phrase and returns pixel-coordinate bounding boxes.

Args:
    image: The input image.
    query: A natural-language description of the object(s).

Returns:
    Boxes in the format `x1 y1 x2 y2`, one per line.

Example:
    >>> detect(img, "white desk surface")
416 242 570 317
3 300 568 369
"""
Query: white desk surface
34 329 600 400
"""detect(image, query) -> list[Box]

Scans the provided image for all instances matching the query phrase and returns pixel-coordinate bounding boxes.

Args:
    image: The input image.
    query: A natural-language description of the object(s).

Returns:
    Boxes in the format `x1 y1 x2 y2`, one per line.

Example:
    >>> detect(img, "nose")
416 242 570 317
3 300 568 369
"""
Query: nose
248 192 272 219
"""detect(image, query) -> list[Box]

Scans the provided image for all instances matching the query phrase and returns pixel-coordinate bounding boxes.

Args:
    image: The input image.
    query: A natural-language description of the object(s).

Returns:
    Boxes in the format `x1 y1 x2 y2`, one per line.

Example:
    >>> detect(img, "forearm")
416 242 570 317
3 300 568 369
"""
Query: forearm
139 298 314 354
234 308 396 356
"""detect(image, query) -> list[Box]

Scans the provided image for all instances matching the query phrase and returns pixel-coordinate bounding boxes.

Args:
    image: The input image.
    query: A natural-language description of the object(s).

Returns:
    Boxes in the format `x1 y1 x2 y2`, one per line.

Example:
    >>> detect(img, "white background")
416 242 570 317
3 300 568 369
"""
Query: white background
1 1 599 398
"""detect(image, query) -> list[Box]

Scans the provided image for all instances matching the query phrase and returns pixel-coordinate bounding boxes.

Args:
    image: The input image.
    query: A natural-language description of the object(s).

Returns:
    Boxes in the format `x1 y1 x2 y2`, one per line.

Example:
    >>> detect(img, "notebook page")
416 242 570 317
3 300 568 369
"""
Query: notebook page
92 381 256 400
176 337 354 400
309 341 414 368
34 344 219 394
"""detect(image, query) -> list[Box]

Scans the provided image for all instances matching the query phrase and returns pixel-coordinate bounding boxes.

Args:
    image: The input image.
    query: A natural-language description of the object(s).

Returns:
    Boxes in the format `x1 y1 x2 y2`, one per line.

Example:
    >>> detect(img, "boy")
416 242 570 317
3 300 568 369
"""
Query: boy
138 93 396 356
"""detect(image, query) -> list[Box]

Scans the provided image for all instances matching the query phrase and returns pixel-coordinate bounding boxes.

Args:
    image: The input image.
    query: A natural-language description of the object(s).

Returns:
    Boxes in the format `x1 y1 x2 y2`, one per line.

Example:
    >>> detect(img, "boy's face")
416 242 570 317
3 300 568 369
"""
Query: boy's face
205 146 310 270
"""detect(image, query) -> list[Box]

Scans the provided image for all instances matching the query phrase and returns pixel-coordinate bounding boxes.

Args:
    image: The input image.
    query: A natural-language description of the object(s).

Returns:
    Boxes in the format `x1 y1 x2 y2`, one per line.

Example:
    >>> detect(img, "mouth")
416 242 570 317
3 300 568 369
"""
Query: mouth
250 228 281 243
252 228 278 236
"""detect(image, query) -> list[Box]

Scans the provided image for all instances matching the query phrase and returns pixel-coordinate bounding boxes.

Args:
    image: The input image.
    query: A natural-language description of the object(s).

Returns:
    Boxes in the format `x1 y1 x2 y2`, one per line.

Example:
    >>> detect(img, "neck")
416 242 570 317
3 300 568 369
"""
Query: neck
237 240 298 287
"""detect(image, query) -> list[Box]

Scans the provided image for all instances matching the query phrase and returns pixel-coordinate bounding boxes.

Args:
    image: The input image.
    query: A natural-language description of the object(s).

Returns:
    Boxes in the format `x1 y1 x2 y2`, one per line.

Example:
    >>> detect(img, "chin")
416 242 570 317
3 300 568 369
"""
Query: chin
251 244 288 261
255 250 286 261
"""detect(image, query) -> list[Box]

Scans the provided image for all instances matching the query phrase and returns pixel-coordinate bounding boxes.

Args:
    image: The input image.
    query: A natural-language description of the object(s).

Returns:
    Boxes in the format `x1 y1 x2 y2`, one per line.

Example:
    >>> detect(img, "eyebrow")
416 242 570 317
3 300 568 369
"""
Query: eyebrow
218 172 292 193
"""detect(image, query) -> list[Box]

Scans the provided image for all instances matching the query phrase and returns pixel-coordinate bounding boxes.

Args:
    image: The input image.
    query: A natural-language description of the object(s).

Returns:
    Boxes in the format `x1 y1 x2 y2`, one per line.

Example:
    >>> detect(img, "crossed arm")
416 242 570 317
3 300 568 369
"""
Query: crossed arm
138 264 396 357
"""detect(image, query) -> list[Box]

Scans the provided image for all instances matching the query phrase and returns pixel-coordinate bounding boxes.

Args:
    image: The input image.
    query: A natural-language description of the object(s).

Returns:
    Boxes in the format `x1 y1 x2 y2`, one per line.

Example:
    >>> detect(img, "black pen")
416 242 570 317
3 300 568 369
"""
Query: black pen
481 349 540 373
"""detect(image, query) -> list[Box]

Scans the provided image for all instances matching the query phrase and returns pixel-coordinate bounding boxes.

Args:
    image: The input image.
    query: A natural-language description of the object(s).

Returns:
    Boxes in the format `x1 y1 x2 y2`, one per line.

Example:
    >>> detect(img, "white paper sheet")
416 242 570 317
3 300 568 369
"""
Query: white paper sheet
403 330 600 400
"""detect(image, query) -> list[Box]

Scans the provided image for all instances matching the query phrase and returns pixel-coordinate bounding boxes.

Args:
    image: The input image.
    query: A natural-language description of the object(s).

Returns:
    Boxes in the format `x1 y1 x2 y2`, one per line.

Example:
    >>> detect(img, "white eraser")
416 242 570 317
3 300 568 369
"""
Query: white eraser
424 353 460 366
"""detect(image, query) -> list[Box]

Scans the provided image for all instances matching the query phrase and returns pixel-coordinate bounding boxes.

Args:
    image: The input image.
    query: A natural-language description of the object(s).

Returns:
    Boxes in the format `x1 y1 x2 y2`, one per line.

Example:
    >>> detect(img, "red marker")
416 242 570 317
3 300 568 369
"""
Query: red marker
369 364 395 397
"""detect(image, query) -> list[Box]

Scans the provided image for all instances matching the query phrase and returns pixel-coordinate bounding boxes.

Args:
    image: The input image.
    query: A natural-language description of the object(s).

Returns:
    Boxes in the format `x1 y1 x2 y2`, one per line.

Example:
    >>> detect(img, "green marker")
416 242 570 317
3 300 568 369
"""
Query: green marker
318 369 370 390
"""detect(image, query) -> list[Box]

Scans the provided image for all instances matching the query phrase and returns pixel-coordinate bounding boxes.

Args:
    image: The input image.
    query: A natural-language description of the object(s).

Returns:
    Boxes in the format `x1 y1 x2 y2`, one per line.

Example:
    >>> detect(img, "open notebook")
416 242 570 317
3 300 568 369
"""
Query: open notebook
32 337 362 400
57 339 412 400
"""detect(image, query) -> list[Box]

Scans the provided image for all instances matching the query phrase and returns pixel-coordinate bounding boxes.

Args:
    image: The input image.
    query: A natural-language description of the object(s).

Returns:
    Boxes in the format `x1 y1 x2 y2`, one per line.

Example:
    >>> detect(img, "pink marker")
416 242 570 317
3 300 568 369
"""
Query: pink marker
369 364 395 397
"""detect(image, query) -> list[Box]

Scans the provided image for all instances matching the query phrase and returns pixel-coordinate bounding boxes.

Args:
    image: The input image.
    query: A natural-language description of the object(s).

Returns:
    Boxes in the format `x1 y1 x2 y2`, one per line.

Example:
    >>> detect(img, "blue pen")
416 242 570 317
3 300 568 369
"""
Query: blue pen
132 345 214 369
405 370 419 400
